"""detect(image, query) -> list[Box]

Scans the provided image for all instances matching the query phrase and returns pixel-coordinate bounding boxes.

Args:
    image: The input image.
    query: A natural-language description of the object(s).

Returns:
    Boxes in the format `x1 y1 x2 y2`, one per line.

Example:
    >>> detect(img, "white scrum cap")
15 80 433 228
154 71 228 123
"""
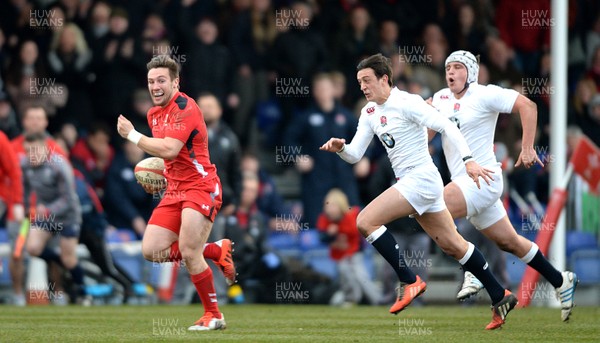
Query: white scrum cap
445 50 479 84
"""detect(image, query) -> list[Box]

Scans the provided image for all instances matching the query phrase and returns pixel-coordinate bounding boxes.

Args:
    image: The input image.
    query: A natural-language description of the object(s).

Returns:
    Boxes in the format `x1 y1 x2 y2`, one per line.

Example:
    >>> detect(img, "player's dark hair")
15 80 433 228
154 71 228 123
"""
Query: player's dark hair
356 53 393 87
147 55 180 81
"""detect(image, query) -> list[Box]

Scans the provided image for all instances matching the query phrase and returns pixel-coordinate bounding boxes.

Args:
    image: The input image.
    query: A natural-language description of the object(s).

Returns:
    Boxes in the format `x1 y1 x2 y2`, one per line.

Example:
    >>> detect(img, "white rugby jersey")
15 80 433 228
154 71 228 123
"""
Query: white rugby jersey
338 88 473 178
432 83 519 179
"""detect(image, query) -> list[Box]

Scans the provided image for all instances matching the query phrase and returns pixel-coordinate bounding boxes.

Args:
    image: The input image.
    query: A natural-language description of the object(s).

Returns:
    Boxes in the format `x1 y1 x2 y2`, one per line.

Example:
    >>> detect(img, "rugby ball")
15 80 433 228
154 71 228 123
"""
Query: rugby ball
134 157 166 188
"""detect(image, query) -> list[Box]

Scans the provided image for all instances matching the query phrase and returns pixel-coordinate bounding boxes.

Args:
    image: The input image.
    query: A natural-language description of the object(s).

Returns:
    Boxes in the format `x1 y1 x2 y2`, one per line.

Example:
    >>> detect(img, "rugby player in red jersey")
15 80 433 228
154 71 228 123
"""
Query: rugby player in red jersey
117 55 234 331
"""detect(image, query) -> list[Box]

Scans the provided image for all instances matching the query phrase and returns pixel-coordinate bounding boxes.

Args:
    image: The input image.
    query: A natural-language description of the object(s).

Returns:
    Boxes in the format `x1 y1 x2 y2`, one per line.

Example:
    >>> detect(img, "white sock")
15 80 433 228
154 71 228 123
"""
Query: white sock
458 241 475 265
366 225 387 244
520 242 539 264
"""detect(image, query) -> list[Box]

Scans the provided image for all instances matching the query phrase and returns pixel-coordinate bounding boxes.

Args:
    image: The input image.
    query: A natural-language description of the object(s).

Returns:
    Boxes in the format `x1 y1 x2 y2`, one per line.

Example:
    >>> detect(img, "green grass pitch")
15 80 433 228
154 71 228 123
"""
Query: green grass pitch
1 304 598 342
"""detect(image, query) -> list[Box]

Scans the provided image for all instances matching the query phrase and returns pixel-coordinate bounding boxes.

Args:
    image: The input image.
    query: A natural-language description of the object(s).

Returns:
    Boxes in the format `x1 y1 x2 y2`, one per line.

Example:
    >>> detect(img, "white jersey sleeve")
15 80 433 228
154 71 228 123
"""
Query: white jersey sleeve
336 110 373 164
476 84 519 114
404 94 473 160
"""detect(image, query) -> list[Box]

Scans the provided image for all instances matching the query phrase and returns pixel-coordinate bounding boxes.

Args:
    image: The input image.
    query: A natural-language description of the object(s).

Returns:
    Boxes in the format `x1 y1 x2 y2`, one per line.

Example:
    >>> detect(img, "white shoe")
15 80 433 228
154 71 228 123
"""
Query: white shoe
556 271 578 321
188 313 226 331
457 271 484 300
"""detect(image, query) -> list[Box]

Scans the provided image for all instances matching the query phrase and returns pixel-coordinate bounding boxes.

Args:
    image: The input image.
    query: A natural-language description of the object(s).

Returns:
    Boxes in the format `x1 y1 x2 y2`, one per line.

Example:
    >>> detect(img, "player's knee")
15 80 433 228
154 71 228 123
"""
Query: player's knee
25 244 43 257
355 212 372 237
496 237 519 254
179 242 201 262
141 241 167 261
441 247 463 260
142 246 157 261
436 239 463 259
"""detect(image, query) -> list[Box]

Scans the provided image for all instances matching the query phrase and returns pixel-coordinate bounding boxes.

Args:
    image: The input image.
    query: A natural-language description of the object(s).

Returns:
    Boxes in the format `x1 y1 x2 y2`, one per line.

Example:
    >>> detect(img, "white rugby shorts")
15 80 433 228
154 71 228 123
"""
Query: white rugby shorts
452 166 506 229
393 165 446 215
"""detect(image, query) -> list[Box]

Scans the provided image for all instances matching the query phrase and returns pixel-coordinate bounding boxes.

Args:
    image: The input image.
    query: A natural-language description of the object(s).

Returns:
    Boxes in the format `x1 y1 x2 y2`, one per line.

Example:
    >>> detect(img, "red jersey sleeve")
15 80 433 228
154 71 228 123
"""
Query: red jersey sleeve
0 131 23 205
165 108 200 143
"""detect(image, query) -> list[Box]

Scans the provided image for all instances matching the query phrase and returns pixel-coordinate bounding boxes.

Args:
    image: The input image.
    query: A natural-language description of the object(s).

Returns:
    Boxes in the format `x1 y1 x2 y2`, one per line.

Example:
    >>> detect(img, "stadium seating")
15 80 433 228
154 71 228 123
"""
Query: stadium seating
299 229 327 251
268 231 302 259
566 231 599 258
0 229 11 287
570 249 600 285
107 229 143 282
297 230 339 279
303 248 338 280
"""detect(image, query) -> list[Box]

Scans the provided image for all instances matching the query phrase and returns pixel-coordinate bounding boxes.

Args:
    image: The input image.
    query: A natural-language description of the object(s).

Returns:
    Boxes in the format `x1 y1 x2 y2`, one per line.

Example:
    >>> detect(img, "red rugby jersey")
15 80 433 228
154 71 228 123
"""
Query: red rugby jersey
0 131 23 216
147 91 217 190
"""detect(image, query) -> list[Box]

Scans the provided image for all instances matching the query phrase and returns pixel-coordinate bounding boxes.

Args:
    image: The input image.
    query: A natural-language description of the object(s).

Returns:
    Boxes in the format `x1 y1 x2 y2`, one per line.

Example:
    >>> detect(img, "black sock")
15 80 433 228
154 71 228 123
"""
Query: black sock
462 246 505 304
69 264 85 287
371 230 416 284
527 250 563 288
39 247 63 266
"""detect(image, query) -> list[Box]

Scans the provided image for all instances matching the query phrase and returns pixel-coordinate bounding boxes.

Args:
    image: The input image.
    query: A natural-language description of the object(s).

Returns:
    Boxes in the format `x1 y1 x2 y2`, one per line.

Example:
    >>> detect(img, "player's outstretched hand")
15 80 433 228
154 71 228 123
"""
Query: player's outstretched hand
117 115 134 138
320 138 346 152
465 161 494 189
515 146 544 169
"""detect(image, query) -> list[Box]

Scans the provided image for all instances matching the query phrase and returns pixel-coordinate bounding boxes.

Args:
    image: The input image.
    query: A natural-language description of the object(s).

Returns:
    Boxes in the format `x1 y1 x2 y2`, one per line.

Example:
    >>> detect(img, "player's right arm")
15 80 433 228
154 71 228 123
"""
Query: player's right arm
117 114 184 160
320 112 373 164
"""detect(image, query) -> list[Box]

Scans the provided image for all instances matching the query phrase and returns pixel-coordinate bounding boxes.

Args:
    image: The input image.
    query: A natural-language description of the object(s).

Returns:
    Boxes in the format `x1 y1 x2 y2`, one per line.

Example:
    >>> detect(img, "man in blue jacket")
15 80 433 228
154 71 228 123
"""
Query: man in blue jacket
284 73 366 227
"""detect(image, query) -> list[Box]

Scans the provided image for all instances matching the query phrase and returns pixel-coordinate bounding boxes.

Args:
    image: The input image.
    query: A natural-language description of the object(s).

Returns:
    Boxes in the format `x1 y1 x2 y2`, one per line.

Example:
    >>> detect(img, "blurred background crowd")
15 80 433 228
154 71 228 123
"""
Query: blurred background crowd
1 0 599 306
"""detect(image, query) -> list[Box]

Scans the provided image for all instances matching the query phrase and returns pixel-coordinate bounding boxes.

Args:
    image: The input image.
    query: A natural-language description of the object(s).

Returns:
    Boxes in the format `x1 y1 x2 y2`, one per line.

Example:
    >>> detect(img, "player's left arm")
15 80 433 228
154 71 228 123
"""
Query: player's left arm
511 94 544 168
117 115 184 160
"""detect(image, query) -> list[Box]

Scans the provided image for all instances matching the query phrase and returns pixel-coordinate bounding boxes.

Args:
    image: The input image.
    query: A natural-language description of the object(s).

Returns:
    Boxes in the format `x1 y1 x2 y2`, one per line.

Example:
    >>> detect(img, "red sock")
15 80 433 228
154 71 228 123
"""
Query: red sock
169 241 181 261
203 243 221 261
190 268 220 318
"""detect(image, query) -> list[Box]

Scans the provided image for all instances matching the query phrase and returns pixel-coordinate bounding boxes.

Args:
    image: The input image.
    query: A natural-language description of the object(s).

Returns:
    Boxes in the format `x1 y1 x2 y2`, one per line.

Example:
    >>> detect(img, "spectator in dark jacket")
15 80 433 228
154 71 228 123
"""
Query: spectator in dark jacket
47 23 94 128
284 73 363 227
333 6 380 105
225 171 270 283
241 151 293 230
271 1 328 139
70 122 114 197
183 18 234 105
104 140 154 237
91 7 145 123
198 93 242 215
228 0 278 145
0 91 20 139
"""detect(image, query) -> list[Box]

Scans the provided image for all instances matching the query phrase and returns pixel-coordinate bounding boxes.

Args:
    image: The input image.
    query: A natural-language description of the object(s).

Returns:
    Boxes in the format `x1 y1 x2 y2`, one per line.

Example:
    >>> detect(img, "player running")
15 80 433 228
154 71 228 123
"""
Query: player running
321 53 517 330
430 50 577 321
117 55 235 331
